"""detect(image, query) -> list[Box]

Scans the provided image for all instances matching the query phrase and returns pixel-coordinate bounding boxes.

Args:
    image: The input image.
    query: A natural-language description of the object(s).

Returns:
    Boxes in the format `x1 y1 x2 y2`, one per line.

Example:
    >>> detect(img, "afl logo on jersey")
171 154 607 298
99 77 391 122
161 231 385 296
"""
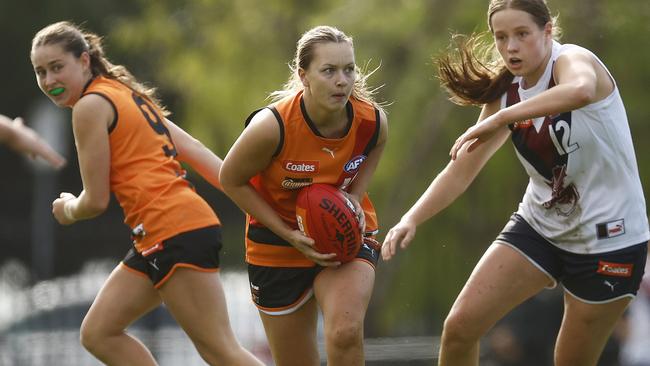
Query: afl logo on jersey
344 155 366 173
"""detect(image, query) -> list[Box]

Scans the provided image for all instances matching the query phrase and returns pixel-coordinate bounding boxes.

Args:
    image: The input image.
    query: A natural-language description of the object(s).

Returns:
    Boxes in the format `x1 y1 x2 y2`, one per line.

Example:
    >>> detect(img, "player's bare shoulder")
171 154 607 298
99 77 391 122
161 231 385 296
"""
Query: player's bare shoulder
72 94 114 130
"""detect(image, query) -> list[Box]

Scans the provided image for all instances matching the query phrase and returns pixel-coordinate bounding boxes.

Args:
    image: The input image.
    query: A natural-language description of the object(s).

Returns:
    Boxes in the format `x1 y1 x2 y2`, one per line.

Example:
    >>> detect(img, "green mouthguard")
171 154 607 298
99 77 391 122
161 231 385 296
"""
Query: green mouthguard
49 87 65 96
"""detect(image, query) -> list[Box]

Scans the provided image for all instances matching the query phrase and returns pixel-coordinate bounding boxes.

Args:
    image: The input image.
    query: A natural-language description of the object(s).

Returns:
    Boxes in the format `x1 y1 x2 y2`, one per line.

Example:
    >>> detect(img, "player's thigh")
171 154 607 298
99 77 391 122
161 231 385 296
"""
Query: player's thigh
258 297 320 366
446 243 552 336
82 264 161 334
562 292 631 335
555 293 631 366
158 269 235 342
314 260 375 325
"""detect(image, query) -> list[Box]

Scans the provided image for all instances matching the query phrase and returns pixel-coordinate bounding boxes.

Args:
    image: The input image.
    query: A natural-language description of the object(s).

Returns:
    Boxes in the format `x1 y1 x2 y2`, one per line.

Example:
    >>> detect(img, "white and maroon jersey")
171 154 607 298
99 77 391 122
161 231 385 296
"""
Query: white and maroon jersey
501 40 649 254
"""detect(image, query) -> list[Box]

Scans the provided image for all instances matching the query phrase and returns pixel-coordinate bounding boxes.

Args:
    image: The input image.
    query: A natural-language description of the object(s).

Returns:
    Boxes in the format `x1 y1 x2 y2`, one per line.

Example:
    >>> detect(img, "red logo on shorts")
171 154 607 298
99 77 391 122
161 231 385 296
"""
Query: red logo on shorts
596 261 633 277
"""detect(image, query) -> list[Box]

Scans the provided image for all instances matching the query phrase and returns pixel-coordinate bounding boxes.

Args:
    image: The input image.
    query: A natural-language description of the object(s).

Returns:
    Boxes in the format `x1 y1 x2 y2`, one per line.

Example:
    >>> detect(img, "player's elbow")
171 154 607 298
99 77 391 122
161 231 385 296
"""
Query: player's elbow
219 168 238 197
570 82 596 108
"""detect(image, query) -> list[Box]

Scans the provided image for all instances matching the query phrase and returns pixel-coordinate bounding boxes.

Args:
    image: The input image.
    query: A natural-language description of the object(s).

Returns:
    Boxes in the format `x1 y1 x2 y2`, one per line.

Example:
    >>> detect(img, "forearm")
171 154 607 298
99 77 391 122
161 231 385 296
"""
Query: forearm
64 190 107 221
402 164 473 226
406 124 508 226
495 83 593 127
0 119 14 143
347 172 372 203
180 144 223 191
222 182 295 241
349 110 387 201
166 119 223 190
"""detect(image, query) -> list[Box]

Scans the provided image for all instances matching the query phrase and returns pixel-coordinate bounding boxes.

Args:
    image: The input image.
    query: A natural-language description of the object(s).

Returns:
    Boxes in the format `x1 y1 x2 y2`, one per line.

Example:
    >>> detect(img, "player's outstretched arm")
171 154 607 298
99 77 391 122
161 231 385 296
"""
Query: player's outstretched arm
0 114 66 169
164 118 224 191
382 100 509 260
450 50 601 160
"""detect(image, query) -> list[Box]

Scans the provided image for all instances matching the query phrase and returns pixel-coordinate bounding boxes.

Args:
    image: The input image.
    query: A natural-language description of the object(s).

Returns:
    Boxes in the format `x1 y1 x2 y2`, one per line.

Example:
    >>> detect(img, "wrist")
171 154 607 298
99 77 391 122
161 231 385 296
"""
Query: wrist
401 213 418 226
492 108 510 127
63 200 77 222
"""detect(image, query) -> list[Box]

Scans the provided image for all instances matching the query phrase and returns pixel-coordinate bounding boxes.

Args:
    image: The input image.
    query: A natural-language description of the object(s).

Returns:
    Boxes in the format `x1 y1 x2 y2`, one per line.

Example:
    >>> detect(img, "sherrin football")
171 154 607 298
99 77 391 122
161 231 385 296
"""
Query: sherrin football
296 184 362 263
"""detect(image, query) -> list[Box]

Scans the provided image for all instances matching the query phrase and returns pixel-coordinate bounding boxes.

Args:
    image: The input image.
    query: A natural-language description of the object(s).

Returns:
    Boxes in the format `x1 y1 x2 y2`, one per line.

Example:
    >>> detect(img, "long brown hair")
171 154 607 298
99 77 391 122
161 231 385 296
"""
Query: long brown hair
31 21 169 115
437 0 561 106
270 25 384 113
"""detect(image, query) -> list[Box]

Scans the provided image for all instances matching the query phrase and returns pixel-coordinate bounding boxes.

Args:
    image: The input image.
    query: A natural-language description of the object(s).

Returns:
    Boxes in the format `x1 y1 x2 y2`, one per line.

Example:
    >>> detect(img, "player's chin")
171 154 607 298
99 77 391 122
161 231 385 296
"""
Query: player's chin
326 96 348 110
48 96 69 108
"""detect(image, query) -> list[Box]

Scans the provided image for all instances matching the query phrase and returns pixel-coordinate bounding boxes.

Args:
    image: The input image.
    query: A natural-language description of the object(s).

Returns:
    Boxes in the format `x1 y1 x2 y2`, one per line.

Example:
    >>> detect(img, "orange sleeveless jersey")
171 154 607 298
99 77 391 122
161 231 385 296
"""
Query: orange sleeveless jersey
83 76 219 253
245 91 380 267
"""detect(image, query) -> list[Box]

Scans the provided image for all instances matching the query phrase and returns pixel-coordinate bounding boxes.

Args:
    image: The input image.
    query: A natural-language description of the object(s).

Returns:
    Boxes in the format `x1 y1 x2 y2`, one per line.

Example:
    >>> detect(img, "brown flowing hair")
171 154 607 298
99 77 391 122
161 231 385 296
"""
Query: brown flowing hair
31 21 169 115
437 0 561 106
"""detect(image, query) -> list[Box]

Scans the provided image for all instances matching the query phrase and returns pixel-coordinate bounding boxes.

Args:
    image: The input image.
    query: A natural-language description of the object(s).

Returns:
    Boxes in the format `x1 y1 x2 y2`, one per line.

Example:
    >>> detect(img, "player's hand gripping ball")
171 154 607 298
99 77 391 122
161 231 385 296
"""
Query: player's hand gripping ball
296 184 362 263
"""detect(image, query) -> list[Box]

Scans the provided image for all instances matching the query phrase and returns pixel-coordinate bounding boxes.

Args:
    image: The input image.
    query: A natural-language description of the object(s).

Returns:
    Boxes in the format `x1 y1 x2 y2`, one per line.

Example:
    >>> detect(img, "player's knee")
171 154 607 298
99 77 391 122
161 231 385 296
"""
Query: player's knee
554 350 598 366
442 310 481 345
198 346 254 366
79 317 120 353
79 320 102 352
196 350 224 366
325 320 363 351
192 336 239 365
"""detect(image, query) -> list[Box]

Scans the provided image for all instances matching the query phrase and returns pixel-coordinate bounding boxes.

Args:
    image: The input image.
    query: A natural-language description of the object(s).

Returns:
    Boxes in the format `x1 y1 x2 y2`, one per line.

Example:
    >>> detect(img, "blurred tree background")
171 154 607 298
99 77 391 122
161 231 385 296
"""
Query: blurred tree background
1 0 649 340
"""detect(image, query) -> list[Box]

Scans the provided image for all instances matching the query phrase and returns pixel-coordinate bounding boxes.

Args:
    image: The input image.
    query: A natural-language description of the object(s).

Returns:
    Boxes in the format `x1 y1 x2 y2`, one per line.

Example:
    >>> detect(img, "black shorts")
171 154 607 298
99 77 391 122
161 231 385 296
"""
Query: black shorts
248 236 381 315
496 213 647 303
122 225 222 289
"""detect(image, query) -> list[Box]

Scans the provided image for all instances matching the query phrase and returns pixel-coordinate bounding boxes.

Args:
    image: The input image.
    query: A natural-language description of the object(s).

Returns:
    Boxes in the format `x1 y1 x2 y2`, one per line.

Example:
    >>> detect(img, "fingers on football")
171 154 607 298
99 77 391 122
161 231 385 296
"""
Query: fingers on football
313 252 339 267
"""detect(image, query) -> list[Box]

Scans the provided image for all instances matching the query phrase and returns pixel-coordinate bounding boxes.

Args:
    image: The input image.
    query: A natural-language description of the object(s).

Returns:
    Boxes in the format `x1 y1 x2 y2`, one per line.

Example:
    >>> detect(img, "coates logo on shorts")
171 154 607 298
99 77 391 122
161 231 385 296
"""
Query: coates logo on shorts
597 261 633 277
344 155 367 173
283 160 319 173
